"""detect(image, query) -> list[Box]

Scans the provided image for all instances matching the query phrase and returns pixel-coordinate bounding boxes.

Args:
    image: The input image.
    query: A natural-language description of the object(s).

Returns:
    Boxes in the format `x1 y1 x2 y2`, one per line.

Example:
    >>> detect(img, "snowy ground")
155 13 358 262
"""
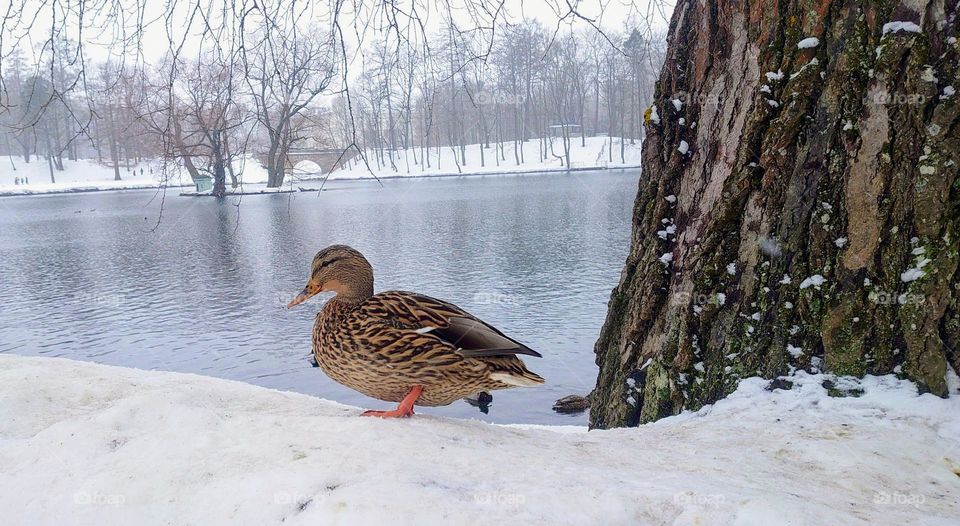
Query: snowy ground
0 138 640 196
328 136 642 180
0 157 185 195
1 355 957 525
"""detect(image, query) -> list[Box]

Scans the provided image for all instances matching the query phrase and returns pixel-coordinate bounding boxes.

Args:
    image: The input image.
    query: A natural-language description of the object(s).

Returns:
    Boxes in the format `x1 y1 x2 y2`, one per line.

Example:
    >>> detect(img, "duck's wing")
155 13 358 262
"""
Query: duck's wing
356 291 542 358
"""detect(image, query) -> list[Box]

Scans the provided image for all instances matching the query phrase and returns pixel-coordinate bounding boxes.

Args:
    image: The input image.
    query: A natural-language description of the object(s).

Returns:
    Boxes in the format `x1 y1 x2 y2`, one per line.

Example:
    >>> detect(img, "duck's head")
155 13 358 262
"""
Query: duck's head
287 245 374 308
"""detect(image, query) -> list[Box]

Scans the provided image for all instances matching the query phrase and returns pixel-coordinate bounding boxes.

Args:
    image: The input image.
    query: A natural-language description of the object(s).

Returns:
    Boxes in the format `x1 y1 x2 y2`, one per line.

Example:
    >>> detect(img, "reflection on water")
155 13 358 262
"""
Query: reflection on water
0 171 639 424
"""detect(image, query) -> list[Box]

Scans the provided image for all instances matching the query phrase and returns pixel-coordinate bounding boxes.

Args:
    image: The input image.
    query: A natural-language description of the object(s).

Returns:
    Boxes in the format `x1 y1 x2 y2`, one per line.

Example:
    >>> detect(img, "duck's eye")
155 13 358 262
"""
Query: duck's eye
318 256 343 270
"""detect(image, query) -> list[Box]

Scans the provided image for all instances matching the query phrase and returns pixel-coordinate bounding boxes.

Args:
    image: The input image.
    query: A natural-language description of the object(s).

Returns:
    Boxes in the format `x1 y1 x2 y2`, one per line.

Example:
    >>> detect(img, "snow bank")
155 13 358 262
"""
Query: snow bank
0 157 179 195
0 156 275 196
1 355 957 525
328 136 641 180
2 138 640 196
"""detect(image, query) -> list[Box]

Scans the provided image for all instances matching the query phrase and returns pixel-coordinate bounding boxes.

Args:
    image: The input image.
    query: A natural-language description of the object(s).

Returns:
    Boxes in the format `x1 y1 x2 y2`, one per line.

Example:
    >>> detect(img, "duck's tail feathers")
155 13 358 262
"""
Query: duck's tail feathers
491 370 545 387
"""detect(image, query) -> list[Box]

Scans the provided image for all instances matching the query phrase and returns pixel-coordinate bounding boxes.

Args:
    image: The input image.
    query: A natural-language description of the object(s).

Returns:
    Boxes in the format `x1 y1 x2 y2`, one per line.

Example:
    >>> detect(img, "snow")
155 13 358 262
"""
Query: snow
900 268 926 283
6 355 956 524
835 237 848 248
678 140 690 155
766 100 780 108
882 21 922 34
786 344 804 358
797 37 820 49
942 86 956 99
790 58 820 80
1 137 641 196
657 224 677 240
665 194 677 203
649 105 661 124
659 252 674 265
328 137 641 180
726 262 737 275
901 258 931 283
0 157 180 195
0 156 276 196
765 70 784 82
799 274 826 290
671 98 683 111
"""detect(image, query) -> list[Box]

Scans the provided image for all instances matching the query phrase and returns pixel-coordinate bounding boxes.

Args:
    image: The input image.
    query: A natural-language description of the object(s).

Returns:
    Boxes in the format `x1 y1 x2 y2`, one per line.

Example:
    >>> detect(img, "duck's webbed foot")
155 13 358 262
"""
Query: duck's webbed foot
361 385 423 418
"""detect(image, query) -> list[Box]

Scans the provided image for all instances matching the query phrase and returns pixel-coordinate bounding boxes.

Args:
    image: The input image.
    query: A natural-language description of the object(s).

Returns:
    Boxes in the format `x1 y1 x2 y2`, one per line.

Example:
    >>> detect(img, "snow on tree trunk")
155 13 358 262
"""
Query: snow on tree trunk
590 0 959 428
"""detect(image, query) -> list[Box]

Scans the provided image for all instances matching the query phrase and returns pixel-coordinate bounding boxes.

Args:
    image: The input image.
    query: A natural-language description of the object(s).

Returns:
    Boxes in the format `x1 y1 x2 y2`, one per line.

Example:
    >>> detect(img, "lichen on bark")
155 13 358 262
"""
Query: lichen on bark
591 0 959 429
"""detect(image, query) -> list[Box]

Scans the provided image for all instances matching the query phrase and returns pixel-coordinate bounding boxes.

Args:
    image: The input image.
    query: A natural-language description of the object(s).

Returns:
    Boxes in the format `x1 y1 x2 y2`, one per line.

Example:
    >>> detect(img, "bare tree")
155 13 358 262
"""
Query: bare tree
244 19 336 188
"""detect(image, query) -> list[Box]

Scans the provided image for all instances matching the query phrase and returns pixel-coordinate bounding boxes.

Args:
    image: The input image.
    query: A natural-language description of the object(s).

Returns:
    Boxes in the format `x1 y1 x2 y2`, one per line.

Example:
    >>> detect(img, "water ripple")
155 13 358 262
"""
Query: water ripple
0 171 639 424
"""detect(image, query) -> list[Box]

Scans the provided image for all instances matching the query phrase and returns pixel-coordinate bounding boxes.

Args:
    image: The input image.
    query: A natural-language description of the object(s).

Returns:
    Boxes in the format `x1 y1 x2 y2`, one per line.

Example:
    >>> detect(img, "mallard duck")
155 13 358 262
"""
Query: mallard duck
287 245 544 418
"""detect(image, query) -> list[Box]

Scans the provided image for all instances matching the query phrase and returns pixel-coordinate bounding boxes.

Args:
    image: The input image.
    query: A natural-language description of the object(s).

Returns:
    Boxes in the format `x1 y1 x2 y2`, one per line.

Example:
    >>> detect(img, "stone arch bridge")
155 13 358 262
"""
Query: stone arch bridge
256 148 358 174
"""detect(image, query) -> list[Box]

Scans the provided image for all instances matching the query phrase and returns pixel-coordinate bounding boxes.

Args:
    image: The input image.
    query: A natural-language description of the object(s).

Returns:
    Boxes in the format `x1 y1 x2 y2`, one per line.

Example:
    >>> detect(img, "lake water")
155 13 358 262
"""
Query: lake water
0 171 639 425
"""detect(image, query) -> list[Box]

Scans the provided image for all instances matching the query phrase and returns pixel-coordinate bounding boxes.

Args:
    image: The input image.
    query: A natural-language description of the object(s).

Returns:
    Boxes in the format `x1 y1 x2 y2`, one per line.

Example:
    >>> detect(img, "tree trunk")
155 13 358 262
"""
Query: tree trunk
212 158 227 198
266 133 286 188
590 0 959 429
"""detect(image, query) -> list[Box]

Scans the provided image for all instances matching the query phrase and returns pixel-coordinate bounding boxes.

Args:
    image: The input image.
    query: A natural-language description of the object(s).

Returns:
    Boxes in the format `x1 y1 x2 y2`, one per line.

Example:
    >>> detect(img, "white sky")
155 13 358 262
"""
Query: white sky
3 0 673 66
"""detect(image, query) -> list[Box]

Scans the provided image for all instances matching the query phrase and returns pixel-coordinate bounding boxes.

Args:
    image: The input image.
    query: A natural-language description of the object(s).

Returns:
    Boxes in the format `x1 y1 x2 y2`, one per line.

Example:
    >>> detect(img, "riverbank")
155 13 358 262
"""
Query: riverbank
1 164 640 197
1 354 956 525
326 136 641 180
0 137 641 197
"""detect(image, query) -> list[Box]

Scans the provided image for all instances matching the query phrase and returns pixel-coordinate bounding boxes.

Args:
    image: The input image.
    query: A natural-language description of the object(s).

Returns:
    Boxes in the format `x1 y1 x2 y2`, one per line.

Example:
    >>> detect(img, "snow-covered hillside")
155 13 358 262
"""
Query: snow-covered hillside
1 355 956 525
329 136 641 180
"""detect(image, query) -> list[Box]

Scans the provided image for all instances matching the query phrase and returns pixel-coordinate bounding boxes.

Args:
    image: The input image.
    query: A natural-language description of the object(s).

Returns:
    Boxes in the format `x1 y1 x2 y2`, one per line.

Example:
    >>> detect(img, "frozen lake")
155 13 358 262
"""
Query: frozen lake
0 170 639 424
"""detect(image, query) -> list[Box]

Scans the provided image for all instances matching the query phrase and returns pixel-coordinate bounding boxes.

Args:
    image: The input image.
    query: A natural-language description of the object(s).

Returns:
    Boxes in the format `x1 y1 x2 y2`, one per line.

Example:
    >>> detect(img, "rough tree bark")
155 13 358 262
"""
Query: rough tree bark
591 0 959 428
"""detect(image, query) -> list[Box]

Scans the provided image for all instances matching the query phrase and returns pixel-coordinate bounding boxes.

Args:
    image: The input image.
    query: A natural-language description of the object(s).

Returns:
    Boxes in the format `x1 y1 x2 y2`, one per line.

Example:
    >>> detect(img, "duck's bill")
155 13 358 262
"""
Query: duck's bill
287 288 314 308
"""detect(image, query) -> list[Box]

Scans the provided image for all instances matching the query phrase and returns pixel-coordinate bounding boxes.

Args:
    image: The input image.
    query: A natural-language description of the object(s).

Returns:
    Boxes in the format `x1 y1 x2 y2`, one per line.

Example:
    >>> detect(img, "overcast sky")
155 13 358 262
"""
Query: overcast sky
3 0 673 66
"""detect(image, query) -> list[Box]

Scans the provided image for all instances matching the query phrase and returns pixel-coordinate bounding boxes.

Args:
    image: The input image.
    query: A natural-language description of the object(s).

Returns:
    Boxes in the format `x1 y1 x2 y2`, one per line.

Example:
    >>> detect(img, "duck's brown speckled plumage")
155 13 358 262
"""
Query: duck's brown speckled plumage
291 245 544 408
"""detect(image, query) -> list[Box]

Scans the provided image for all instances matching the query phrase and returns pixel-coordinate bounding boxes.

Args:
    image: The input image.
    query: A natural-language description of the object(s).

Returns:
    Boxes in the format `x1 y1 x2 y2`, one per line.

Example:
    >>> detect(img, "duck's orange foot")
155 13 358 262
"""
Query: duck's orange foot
361 408 414 418
360 385 423 419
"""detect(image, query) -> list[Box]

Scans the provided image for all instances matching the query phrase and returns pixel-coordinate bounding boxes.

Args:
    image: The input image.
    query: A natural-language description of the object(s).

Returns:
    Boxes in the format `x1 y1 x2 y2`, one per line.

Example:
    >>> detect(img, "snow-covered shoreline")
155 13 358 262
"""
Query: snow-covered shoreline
0 137 641 197
1 355 957 525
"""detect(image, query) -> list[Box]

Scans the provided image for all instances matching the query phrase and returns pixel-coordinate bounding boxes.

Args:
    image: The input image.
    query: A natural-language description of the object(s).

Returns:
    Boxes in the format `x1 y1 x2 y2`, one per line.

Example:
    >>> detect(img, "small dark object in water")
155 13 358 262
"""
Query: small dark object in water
552 394 591 414
463 391 493 413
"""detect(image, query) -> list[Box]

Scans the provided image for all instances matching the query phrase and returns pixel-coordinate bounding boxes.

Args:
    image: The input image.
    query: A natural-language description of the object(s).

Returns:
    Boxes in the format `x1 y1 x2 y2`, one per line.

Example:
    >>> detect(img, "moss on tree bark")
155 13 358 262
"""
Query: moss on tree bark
591 0 959 428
